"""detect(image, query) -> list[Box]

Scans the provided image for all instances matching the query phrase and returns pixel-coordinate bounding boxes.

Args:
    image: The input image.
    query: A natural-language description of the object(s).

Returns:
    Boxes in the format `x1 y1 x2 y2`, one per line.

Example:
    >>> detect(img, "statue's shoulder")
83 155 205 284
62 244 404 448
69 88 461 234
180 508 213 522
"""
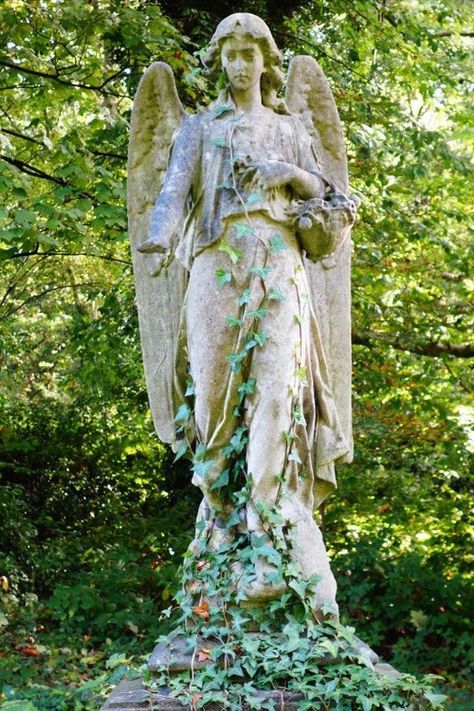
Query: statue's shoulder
284 111 309 133
179 111 205 132
270 111 311 146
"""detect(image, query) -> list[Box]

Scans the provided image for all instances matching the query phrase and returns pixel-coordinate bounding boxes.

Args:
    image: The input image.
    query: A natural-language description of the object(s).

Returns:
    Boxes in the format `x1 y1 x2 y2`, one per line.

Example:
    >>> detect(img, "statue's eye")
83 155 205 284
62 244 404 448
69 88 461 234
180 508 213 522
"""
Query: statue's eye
226 51 236 61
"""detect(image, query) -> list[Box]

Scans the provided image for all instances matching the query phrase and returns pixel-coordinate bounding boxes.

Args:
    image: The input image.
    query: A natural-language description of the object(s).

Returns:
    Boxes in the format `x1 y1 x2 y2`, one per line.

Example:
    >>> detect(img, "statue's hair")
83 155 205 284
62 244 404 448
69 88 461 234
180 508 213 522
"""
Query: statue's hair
202 13 288 115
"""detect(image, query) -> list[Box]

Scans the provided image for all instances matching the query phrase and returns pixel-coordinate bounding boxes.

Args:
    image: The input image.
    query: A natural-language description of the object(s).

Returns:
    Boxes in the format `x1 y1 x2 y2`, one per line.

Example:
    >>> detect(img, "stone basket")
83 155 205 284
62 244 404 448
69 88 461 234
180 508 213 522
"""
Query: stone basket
293 194 358 262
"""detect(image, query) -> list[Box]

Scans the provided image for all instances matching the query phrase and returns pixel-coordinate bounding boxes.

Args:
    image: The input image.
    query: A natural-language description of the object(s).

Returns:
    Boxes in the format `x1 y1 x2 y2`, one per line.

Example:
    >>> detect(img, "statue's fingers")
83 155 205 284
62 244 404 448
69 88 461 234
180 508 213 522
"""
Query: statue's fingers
137 239 165 253
149 254 169 277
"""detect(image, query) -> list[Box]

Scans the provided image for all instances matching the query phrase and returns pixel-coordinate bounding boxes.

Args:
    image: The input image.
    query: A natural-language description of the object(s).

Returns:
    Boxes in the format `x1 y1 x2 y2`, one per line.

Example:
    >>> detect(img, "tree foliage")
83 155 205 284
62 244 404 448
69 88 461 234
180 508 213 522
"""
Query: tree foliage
0 0 472 708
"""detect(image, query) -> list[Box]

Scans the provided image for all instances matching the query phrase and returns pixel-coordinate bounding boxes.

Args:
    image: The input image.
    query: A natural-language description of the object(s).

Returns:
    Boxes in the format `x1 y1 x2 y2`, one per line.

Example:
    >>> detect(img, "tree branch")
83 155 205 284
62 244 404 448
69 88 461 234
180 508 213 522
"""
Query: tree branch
353 331 474 358
91 149 127 161
0 154 65 184
0 154 95 200
1 127 46 146
0 59 128 97
430 30 474 38
1 282 101 320
6 250 131 266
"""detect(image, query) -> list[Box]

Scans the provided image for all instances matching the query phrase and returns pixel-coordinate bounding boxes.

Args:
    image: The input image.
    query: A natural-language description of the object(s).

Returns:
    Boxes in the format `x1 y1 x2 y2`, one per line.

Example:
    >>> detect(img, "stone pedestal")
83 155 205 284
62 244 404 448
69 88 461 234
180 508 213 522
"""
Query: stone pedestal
101 679 304 710
101 632 400 710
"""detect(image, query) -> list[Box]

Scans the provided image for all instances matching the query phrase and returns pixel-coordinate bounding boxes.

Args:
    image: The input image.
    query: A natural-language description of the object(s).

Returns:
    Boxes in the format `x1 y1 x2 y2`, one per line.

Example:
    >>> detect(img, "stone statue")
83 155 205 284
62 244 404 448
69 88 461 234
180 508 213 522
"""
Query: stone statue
128 13 357 621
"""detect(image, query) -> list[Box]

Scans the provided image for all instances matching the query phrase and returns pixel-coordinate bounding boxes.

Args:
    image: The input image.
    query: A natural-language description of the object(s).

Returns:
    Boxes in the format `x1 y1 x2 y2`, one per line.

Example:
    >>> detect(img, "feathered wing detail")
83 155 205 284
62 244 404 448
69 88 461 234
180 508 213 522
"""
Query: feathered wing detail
128 62 187 444
286 55 353 462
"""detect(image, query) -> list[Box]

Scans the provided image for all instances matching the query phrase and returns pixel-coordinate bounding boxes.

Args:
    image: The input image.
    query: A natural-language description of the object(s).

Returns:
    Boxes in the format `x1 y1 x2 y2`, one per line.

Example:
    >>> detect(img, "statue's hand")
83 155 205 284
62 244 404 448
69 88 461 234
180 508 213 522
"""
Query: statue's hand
148 252 171 277
240 160 295 191
136 237 170 254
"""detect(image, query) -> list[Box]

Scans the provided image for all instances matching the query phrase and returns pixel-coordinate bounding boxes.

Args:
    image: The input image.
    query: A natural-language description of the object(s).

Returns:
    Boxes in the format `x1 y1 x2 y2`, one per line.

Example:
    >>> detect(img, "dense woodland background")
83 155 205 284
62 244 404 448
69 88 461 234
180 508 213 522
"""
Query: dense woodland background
0 0 472 708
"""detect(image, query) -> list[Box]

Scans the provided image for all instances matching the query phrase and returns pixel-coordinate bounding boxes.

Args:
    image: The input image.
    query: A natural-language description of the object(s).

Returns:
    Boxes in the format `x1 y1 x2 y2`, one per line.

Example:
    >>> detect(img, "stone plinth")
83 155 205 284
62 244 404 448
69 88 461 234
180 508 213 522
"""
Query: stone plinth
101 678 304 710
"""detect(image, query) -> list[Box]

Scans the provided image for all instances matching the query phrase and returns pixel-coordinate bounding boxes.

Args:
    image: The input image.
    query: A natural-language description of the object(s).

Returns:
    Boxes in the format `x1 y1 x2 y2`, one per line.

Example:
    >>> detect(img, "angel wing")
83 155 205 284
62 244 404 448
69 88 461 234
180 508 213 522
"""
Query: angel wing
286 55 353 462
128 62 187 444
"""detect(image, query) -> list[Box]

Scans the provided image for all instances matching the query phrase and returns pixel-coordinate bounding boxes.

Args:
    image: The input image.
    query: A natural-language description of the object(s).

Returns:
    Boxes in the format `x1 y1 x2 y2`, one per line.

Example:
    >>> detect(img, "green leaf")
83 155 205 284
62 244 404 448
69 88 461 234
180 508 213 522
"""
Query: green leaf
14 208 36 226
106 652 129 669
193 459 214 479
239 288 251 305
268 286 285 301
210 468 229 490
235 223 256 239
246 307 267 321
218 240 241 264
173 441 188 462
292 406 306 426
269 234 287 252
423 692 448 708
214 104 233 117
210 137 229 148
238 377 256 400
225 316 242 327
245 192 262 206
185 380 195 396
174 404 191 424
249 265 272 280
295 366 307 383
215 268 232 287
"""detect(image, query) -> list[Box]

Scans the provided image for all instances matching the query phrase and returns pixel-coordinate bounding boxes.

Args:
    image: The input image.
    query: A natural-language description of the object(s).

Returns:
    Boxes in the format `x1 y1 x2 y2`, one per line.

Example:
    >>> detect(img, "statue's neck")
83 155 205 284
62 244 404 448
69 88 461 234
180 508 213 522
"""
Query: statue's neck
229 86 263 114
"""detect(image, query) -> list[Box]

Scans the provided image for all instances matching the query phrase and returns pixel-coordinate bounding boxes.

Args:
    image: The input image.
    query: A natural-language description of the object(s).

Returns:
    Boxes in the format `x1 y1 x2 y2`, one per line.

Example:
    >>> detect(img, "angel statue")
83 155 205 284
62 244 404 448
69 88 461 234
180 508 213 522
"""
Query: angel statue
128 13 358 622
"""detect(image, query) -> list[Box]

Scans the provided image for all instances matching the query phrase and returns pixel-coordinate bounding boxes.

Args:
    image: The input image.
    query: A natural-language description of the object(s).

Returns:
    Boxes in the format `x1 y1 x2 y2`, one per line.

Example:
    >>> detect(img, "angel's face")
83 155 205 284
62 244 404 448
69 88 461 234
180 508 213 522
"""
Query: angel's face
221 34 265 92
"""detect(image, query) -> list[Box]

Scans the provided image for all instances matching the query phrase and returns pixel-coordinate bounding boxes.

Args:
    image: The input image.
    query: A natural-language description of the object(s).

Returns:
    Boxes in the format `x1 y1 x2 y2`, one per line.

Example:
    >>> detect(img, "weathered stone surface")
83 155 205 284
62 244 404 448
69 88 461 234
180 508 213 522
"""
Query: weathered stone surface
373 662 403 679
147 633 340 675
102 667 401 711
102 679 305 710
128 12 358 618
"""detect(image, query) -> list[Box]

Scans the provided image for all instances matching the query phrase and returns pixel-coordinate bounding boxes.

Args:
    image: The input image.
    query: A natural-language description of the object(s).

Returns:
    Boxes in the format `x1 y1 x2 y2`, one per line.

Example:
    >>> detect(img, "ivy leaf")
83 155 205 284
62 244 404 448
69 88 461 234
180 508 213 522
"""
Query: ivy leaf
235 223 256 239
239 288 251 305
174 404 191 424
210 468 229 490
269 234 287 252
295 366 307 384
318 639 339 657
292 406 306 426
423 693 448 708
250 265 272 280
215 268 232 287
192 459 214 479
214 104 233 117
253 331 268 347
245 192 262 206
218 240 241 264
210 137 229 148
238 377 256 400
288 578 307 599
173 441 188 462
258 545 281 566
268 286 285 301
246 307 267 321
324 679 338 695
225 316 242 327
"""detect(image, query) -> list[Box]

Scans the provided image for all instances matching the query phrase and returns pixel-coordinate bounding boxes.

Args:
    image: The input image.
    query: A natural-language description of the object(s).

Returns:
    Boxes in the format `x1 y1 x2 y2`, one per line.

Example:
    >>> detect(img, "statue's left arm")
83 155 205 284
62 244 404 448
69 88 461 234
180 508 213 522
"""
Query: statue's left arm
137 115 201 254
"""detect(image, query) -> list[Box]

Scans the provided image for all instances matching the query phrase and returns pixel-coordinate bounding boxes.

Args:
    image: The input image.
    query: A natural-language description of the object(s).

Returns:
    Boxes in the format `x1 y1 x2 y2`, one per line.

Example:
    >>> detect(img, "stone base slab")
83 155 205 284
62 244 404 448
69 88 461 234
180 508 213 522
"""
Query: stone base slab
101 678 305 710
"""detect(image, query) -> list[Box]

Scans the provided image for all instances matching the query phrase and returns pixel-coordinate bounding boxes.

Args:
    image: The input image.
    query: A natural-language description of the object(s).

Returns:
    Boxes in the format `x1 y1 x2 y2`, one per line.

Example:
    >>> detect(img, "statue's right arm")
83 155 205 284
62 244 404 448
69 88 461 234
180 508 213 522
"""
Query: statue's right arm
137 115 201 253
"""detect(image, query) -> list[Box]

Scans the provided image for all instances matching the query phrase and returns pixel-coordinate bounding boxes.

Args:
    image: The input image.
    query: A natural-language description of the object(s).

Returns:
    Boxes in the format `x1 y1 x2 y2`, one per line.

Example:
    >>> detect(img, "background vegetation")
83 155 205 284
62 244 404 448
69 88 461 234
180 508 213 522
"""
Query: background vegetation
0 0 472 708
